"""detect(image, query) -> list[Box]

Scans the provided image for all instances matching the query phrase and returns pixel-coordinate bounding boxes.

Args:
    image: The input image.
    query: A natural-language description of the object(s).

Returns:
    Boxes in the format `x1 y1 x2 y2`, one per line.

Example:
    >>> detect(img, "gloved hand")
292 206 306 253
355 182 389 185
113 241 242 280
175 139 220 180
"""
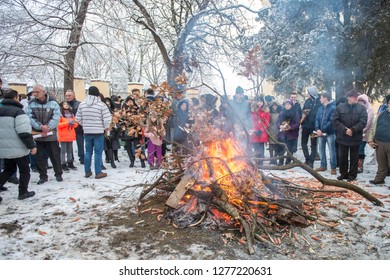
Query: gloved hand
254 130 262 136
69 120 75 126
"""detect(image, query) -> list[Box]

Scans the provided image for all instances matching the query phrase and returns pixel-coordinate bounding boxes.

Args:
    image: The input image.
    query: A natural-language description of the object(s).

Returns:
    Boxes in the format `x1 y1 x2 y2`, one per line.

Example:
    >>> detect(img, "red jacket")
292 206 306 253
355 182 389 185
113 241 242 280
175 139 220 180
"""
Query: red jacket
57 115 79 142
250 107 270 143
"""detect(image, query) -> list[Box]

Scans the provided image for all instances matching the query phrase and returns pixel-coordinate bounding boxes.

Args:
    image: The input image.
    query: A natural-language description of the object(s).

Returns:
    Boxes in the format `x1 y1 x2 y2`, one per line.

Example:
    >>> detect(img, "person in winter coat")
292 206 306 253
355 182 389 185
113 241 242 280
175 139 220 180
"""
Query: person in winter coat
0 89 37 201
367 94 390 185
268 100 282 165
216 97 234 136
332 89 367 182
65 89 84 164
249 96 270 165
76 86 112 179
57 101 79 172
314 92 337 174
230 86 251 142
276 100 300 165
144 112 166 169
173 99 191 154
103 97 120 169
119 96 146 168
301 86 321 168
27 84 63 185
357 94 374 173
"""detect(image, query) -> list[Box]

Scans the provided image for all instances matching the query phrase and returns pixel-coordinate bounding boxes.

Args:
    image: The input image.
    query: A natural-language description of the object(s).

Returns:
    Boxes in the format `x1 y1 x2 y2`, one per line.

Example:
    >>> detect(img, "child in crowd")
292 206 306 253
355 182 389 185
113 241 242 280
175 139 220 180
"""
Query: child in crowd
143 112 165 169
58 101 78 171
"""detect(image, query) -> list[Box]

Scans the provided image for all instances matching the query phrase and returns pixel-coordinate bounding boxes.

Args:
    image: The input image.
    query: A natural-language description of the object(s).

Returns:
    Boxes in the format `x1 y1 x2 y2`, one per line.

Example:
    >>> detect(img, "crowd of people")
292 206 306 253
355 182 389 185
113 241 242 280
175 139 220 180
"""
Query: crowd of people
1 80 389 204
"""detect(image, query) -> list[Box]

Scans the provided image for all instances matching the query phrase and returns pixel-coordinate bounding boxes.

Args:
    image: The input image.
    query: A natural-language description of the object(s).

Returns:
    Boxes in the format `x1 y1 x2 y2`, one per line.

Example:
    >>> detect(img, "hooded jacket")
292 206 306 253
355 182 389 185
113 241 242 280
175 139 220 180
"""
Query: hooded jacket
0 99 36 158
57 115 79 142
357 94 374 142
250 105 270 143
76 95 112 134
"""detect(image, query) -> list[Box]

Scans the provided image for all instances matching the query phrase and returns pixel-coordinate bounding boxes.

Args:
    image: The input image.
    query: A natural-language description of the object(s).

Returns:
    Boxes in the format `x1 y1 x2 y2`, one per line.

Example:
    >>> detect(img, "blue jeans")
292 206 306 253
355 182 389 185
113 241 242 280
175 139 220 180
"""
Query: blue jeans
84 134 104 175
318 133 337 169
358 141 367 158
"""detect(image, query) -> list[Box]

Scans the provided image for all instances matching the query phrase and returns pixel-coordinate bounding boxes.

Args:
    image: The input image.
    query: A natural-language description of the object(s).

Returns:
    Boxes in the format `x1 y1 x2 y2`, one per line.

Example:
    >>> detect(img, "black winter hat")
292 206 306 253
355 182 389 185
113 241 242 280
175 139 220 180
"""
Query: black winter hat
88 86 100 97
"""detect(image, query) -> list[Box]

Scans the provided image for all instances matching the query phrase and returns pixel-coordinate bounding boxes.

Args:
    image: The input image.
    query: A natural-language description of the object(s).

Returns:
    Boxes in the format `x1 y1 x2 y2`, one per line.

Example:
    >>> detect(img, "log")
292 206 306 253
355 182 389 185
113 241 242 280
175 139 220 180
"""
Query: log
165 175 195 208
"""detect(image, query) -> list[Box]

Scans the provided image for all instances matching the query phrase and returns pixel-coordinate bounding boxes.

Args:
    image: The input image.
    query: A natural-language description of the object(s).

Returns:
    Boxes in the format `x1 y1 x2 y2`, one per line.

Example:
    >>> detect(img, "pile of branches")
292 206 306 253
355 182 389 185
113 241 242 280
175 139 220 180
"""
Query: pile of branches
135 86 383 255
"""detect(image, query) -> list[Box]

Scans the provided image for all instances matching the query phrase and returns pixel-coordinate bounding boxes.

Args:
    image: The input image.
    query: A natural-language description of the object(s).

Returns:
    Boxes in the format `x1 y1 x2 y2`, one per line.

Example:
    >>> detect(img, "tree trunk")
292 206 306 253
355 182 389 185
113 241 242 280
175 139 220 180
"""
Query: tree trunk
63 0 91 93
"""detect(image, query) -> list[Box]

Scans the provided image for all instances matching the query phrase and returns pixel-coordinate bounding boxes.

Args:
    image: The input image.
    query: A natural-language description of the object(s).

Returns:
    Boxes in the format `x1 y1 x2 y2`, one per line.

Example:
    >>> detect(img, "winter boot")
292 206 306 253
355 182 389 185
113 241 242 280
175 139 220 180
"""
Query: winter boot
126 146 135 167
18 191 35 200
357 158 364 173
104 151 109 163
107 149 116 168
67 161 77 170
61 163 70 172
113 150 119 162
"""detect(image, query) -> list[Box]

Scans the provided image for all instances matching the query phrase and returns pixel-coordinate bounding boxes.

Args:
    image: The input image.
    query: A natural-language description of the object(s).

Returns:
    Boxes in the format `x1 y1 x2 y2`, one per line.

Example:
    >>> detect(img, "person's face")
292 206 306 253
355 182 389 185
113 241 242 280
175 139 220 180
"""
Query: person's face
290 94 297 103
126 99 134 106
181 103 187 110
272 104 278 111
32 86 45 101
347 96 358 104
320 95 327 104
284 103 292 110
65 91 75 102
257 100 264 107
62 102 70 110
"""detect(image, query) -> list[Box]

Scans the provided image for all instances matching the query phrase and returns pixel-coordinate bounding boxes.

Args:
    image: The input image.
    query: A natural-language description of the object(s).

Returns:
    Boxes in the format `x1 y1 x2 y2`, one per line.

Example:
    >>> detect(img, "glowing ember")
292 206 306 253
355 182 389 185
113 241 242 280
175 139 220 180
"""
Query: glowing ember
172 137 277 224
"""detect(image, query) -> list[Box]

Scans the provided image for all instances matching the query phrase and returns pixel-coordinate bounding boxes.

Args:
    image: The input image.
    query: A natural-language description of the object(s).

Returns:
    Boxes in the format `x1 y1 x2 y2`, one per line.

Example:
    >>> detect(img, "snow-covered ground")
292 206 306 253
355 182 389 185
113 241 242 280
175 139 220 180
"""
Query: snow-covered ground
0 146 389 261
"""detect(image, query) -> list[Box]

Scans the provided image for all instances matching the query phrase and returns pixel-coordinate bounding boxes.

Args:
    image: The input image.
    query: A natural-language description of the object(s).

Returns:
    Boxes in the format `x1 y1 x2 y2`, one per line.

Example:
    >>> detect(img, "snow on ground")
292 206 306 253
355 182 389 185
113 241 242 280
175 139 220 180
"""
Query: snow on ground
0 147 389 260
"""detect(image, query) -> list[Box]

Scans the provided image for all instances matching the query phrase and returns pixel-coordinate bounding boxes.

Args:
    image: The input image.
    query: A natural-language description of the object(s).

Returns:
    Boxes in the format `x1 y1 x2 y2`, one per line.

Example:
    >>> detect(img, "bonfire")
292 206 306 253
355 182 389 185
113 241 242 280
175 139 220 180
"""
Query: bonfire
134 99 383 255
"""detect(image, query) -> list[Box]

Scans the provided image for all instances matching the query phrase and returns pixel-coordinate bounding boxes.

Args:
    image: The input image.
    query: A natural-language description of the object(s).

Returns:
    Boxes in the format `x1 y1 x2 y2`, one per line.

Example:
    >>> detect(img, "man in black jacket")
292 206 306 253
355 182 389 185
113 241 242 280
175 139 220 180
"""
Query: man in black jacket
301 86 321 168
65 89 84 166
333 89 368 182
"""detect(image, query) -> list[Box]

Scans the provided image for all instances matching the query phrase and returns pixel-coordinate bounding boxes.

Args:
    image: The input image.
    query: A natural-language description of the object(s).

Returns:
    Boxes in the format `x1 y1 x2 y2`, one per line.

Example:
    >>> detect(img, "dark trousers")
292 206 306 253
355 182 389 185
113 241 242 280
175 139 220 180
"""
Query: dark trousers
374 141 390 182
0 156 30 195
338 143 359 179
76 132 85 163
36 141 63 179
301 127 317 164
124 139 145 164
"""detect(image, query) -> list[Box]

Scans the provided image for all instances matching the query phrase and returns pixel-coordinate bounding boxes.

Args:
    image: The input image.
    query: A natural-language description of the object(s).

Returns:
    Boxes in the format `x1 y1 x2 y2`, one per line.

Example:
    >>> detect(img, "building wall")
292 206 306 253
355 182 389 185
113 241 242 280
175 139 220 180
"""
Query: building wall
8 83 27 94
91 80 110 98
74 78 86 101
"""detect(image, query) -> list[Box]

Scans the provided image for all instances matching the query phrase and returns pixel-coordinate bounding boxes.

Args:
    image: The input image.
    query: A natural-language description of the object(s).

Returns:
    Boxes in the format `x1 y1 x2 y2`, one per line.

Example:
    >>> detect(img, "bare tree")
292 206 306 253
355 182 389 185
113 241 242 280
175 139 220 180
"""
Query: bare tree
1 0 92 92
119 0 258 89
